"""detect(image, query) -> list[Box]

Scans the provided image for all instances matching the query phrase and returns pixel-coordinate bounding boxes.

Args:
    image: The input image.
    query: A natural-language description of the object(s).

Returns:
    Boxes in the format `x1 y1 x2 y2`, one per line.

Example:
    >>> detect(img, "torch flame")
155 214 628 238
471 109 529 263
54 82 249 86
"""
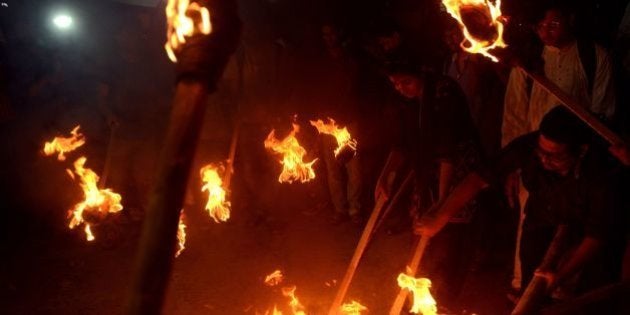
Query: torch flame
164 0 213 62
264 123 317 184
265 270 284 286
442 0 506 62
309 118 358 157
340 300 368 315
397 273 437 315
175 211 187 257
67 157 123 241
200 163 231 223
43 125 86 161
281 286 306 315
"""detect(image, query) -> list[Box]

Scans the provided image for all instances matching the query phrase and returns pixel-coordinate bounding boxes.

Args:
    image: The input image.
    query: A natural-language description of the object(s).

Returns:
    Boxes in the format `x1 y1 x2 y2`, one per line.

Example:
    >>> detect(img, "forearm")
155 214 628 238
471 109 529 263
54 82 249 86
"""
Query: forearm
432 172 488 228
555 236 602 286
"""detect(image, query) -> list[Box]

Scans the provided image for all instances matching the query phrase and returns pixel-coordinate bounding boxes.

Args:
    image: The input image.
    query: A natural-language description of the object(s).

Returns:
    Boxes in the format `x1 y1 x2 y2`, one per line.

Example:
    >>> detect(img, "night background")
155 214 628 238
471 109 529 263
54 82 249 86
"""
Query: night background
0 0 629 314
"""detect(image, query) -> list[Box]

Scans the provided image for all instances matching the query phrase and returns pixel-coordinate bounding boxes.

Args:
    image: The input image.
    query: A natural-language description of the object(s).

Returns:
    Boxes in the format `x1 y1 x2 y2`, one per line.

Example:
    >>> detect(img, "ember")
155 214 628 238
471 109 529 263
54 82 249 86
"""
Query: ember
43 125 86 161
164 0 213 62
309 118 357 158
442 0 506 62
200 163 231 223
264 123 317 184
265 270 284 286
67 157 123 241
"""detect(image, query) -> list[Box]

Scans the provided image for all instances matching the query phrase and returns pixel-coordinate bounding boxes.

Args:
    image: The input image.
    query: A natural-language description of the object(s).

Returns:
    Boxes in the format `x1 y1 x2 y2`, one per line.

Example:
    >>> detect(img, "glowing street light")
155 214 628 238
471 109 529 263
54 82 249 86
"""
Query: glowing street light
52 14 73 30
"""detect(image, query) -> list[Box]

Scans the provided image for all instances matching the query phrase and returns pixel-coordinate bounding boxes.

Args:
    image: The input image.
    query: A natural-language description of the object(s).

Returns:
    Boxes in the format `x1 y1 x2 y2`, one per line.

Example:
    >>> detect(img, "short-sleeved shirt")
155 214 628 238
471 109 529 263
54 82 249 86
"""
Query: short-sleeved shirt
478 133 618 241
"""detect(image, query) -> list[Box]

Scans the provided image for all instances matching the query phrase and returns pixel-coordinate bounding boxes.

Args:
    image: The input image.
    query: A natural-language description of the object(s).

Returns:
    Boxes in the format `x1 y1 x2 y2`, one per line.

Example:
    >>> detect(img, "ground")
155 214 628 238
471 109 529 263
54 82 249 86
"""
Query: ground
2 177 514 314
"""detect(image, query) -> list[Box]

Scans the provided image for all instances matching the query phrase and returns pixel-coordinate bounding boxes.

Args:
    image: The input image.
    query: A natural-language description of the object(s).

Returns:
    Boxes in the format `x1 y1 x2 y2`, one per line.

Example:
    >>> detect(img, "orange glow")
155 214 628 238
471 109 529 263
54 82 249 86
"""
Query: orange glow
309 118 357 157
200 163 231 223
265 270 284 287
442 0 506 62
43 125 86 161
340 300 368 315
264 123 317 183
175 211 187 257
164 0 213 62
67 157 123 241
397 274 437 315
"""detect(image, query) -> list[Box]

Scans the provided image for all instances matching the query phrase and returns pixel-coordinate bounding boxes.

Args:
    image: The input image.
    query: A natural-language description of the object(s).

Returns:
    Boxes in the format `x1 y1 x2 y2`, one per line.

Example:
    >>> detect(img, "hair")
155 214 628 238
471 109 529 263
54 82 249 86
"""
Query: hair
536 2 576 26
539 106 591 153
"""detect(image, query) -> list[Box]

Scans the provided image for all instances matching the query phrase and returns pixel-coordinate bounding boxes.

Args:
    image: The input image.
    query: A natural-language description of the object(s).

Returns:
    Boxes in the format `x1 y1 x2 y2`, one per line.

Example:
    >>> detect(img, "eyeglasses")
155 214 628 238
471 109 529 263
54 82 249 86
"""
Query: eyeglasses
535 146 572 164
536 21 562 31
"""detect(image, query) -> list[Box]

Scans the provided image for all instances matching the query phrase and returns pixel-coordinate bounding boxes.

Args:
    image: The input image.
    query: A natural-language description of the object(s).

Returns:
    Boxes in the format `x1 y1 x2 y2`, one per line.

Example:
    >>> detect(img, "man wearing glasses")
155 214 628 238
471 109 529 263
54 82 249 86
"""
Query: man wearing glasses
416 106 624 303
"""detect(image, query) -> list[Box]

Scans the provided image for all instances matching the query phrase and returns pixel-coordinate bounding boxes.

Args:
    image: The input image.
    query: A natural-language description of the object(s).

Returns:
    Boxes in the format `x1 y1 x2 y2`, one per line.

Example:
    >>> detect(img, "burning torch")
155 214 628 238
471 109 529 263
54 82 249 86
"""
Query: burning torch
442 0 624 146
125 1 241 314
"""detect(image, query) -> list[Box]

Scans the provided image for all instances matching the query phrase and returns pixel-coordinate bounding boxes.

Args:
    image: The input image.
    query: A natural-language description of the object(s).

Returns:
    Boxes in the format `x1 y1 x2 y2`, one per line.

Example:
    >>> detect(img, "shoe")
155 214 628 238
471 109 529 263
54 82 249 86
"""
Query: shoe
506 287 521 304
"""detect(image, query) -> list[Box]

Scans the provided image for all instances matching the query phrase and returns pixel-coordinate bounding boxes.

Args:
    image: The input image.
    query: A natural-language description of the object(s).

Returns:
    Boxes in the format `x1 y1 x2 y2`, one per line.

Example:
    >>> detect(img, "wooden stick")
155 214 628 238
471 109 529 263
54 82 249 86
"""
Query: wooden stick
519 67 623 145
328 194 389 315
373 170 415 235
388 236 430 315
222 119 240 190
512 225 569 315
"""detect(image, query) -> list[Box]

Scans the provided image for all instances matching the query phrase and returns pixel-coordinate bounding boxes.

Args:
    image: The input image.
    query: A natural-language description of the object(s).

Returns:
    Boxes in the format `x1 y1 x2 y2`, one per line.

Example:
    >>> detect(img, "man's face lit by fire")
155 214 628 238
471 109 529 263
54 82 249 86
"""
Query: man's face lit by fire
536 9 572 48
389 74 421 99
536 134 578 175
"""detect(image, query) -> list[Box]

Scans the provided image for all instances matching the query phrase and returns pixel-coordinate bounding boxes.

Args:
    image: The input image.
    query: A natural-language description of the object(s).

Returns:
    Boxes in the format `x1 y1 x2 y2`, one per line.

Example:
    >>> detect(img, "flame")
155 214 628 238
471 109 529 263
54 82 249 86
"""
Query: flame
264 123 317 183
200 163 231 223
175 211 187 257
397 274 437 315
67 157 123 241
265 270 284 286
281 286 306 315
340 300 368 315
43 125 86 161
164 0 213 62
309 118 358 157
442 0 506 62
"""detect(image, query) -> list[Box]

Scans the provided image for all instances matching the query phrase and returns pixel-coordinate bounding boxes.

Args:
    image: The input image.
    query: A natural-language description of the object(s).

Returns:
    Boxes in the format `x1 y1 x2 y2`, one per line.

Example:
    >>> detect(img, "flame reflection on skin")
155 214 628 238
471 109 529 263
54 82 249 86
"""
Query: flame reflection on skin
264 123 317 184
200 163 231 223
43 125 86 161
164 0 212 62
397 273 437 315
309 118 357 157
67 157 123 241
442 0 506 62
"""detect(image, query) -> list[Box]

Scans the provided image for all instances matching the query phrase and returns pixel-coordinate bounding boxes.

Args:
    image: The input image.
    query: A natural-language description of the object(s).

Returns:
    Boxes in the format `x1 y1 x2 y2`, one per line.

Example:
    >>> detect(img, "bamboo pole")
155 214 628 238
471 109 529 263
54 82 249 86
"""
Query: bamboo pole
388 236 430 315
519 67 623 145
512 225 569 315
373 170 415 235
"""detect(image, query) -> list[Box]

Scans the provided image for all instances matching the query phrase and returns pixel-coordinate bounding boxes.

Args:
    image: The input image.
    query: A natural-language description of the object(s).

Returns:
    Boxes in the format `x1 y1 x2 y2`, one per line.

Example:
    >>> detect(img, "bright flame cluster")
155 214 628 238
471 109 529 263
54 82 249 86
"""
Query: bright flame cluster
175 211 187 257
200 163 231 223
264 124 317 184
397 274 437 315
340 300 368 315
442 0 506 62
309 118 357 157
281 286 306 315
43 125 86 161
164 0 212 62
67 157 123 241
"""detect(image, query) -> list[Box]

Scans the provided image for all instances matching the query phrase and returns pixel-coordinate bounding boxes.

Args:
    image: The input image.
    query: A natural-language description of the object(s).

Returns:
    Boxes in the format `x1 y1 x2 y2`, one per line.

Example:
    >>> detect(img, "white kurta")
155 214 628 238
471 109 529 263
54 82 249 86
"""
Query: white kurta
502 42 616 146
